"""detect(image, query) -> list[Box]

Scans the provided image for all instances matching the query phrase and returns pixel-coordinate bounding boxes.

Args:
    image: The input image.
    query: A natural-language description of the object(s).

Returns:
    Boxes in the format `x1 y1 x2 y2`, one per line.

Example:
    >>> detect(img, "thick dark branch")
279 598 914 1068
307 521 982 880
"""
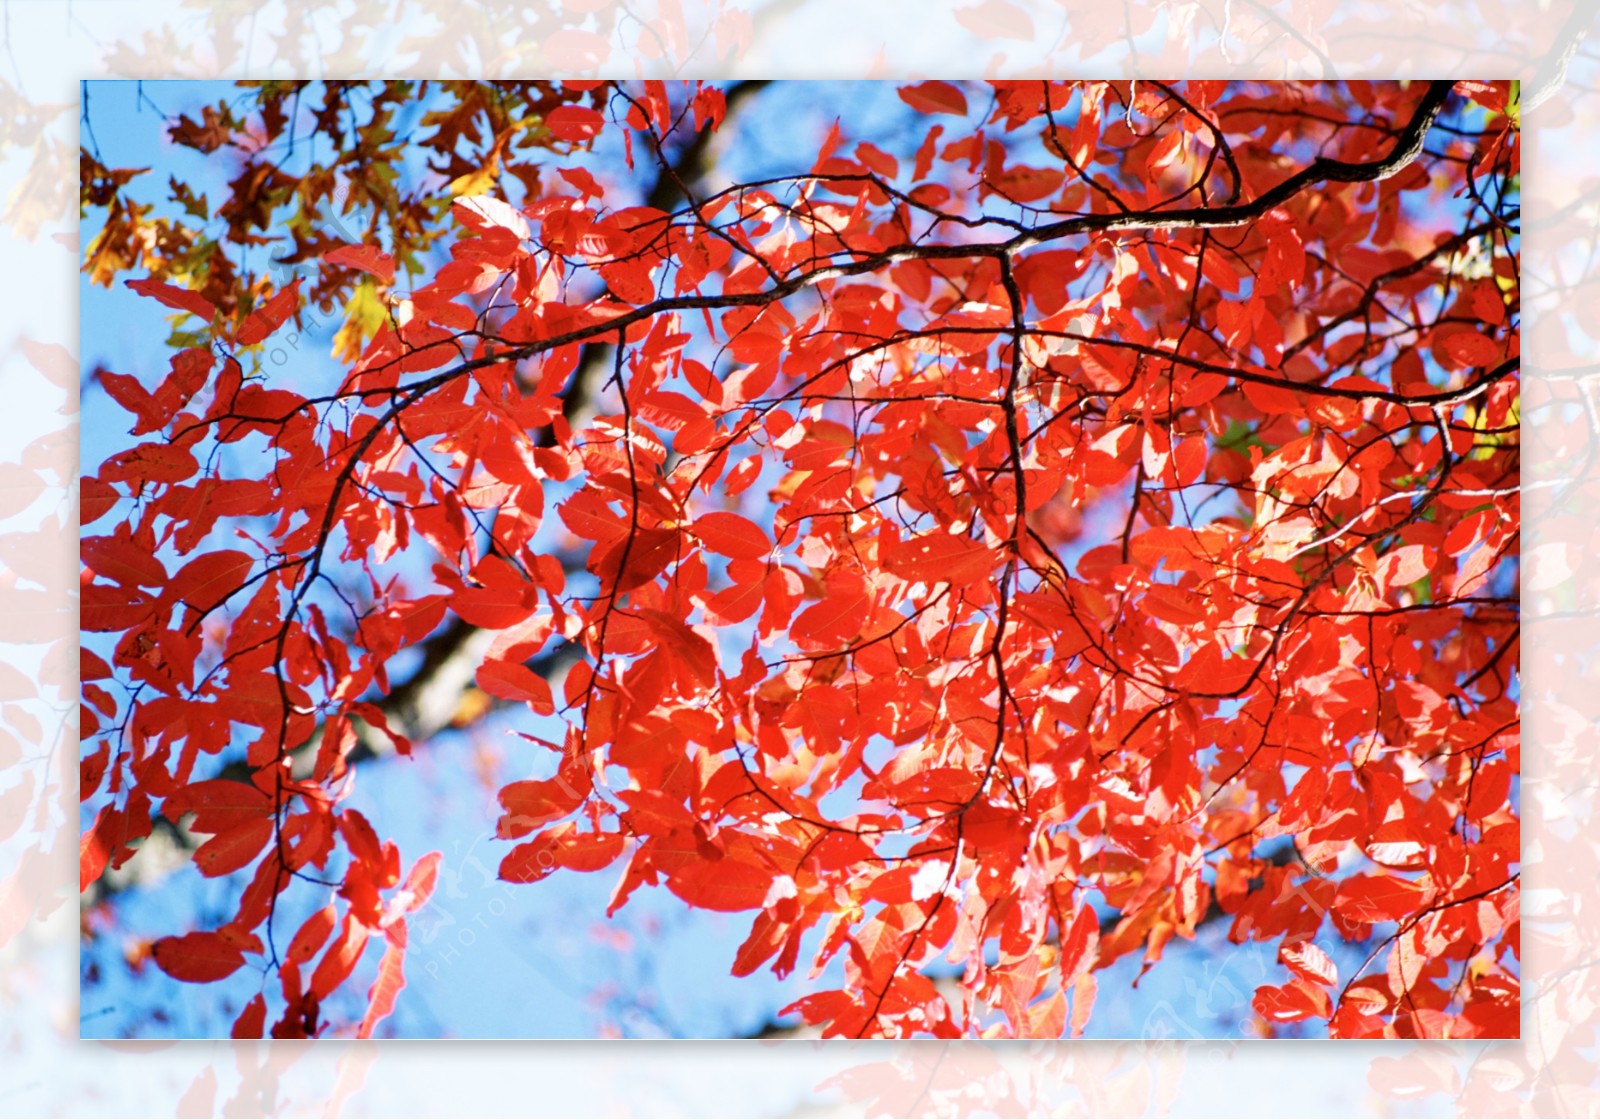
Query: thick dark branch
420 82 1468 407
1015 80 1450 242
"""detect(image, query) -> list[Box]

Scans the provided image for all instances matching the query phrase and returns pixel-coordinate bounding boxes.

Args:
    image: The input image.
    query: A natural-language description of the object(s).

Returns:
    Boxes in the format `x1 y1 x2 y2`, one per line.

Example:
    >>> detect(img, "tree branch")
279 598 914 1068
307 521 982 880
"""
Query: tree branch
83 81 777 908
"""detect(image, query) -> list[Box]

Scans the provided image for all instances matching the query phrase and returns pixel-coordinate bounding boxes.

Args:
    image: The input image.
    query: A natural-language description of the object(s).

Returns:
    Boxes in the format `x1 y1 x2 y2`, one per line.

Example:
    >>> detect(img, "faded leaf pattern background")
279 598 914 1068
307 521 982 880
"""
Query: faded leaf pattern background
0 0 1594 1114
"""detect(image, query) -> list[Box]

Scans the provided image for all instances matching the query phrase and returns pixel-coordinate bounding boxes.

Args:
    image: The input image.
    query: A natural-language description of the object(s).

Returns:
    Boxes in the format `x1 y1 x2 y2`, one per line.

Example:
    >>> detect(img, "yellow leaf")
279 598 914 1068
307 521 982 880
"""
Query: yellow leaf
447 165 498 198
331 280 388 364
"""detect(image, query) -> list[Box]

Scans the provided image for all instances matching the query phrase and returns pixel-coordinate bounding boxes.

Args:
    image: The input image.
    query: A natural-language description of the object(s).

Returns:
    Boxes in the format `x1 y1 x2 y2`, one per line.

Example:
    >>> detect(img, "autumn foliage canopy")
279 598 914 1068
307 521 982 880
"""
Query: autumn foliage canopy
80 79 1520 1039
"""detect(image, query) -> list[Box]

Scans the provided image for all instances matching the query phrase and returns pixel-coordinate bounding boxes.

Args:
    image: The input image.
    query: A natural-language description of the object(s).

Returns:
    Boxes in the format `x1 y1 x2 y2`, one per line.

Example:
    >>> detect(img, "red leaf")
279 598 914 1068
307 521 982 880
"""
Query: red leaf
1279 767 1327 831
80 796 152 889
666 855 774 912
1240 378 1302 415
310 914 370 999
154 347 215 423
288 905 339 965
1279 939 1338 987
80 477 117 526
165 549 254 612
1440 330 1503 369
1252 979 1328 1023
705 578 764 625
1057 903 1100 985
98 442 198 486
337 809 388 873
98 371 165 433
557 166 604 198
126 278 217 323
1172 434 1206 487
1335 873 1428 925
553 829 626 873
899 81 969 117
193 817 274 878
547 105 606 143
164 779 273 834
1174 642 1256 694
80 583 156 632
152 931 247 983
1377 544 1433 592
232 994 267 1039
499 839 558 883
454 556 538 628
790 579 872 648
453 195 531 240
694 510 771 560
1453 80 1511 114
476 658 555 714
399 852 442 912
498 774 589 838
356 940 406 1039
82 532 167 588
638 390 706 431
989 165 1062 203
79 814 112 892
884 532 995 587
324 243 396 284
235 278 301 346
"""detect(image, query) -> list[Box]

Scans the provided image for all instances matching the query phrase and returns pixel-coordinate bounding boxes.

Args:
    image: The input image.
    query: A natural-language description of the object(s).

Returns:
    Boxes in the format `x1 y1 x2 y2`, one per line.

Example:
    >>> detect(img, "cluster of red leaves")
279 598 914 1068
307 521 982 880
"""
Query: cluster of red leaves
81 79 1518 1039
